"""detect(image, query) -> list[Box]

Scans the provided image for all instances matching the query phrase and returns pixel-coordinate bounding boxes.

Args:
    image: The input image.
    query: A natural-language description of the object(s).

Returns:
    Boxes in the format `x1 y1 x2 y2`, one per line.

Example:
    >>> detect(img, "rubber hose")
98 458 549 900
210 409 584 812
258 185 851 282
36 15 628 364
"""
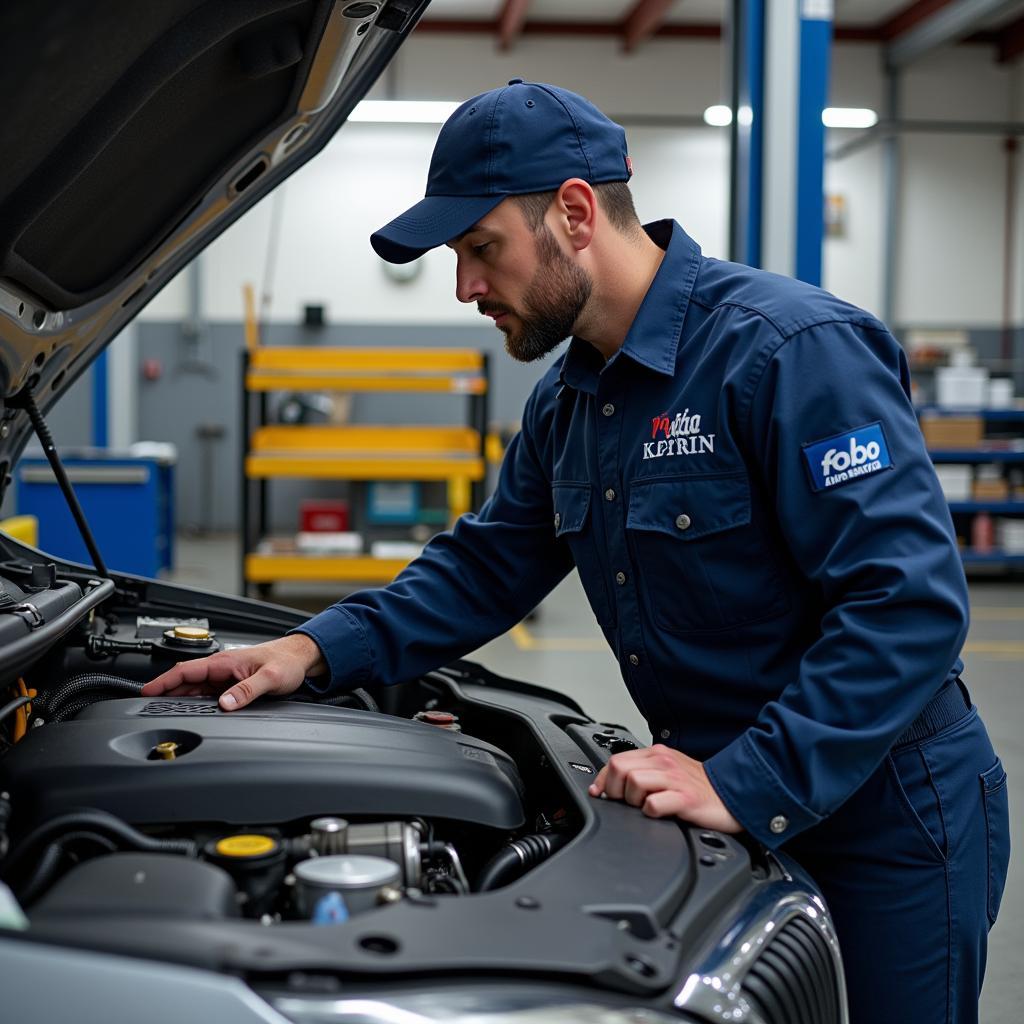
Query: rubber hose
2 809 196 885
322 687 379 713
19 831 118 906
41 675 144 721
476 832 570 892
0 696 32 726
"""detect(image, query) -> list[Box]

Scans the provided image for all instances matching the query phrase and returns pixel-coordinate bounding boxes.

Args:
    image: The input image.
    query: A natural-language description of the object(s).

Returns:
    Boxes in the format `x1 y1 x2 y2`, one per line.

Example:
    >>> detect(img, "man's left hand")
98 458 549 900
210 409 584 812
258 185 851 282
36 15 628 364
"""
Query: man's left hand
588 744 742 834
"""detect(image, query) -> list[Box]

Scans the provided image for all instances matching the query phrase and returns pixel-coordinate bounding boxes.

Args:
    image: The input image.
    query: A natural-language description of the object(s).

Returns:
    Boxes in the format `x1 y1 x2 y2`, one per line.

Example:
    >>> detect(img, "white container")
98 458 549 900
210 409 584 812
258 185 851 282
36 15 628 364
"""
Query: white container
988 378 1015 409
996 518 1024 554
936 366 990 410
934 465 973 502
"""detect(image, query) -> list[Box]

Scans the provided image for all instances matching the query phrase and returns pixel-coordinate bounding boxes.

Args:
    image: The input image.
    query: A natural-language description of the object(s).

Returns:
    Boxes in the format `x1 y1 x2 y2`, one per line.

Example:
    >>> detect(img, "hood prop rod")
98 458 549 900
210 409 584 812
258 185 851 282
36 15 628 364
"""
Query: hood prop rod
9 388 109 579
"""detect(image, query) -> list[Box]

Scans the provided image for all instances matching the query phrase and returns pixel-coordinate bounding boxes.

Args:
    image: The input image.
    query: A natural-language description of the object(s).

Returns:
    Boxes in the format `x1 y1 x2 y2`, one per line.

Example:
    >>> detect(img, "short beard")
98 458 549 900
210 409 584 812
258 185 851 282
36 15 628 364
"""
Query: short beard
481 226 592 363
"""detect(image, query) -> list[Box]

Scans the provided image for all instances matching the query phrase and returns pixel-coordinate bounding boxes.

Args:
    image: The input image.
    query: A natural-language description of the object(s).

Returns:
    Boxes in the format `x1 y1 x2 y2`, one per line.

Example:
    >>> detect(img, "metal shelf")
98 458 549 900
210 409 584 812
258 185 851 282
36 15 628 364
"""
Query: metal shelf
947 502 1024 514
241 346 490 596
245 552 413 584
928 449 1024 463
917 406 1024 421
960 549 1024 566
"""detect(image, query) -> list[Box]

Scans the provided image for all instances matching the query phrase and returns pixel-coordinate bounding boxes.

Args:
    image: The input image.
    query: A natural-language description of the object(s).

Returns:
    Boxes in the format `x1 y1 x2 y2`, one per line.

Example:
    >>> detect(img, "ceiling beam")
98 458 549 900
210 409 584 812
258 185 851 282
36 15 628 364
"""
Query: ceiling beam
414 19 721 42
886 0 1024 67
996 12 1024 62
497 0 531 52
621 0 676 52
878 0 955 40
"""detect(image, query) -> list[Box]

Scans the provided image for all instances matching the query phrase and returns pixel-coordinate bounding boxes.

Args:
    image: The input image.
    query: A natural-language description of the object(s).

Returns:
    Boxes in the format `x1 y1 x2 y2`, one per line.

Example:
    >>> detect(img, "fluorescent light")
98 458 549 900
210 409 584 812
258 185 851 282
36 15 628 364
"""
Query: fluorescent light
822 107 878 129
703 105 878 130
348 100 460 124
703 105 732 127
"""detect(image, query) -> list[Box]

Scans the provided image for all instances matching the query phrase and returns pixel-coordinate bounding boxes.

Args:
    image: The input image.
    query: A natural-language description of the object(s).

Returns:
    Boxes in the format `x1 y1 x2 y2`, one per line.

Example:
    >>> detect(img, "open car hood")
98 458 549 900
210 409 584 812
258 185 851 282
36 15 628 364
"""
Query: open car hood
0 0 428 506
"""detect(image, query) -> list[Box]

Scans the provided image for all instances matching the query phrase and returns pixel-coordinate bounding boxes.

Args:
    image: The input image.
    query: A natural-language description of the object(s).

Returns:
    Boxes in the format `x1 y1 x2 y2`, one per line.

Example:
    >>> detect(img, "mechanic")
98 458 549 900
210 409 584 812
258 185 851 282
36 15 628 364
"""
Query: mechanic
144 80 1010 1023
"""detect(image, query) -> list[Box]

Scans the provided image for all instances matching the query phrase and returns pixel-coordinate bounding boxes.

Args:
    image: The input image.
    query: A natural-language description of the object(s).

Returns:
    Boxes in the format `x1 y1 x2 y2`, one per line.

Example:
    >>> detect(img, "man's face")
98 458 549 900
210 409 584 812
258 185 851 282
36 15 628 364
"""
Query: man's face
447 199 592 363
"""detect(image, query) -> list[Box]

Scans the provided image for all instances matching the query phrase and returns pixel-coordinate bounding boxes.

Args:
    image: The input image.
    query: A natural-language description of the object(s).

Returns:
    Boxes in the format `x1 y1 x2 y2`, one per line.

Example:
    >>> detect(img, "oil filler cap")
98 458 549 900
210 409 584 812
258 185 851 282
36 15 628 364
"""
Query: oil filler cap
215 834 278 859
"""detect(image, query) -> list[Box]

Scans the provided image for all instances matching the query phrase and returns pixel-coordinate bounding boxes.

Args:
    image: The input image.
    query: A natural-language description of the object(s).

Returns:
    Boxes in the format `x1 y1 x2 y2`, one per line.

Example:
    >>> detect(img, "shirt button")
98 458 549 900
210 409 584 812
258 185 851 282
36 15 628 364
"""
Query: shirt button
604 488 616 502
602 403 615 417
615 571 626 585
628 654 640 666
659 728 671 740
769 815 789 835
553 512 561 529
675 513 692 531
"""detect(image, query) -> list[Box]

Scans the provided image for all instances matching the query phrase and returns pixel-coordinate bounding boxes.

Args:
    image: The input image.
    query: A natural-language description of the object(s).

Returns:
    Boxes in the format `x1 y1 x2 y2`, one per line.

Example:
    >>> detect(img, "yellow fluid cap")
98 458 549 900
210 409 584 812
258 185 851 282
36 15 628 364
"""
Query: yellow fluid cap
154 741 178 760
215 834 277 858
174 625 211 641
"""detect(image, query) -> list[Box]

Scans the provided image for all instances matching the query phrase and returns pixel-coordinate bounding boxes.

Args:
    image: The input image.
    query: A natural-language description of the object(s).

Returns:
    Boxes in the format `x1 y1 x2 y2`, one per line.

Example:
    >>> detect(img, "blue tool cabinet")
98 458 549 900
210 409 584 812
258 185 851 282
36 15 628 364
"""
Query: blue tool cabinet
16 449 175 577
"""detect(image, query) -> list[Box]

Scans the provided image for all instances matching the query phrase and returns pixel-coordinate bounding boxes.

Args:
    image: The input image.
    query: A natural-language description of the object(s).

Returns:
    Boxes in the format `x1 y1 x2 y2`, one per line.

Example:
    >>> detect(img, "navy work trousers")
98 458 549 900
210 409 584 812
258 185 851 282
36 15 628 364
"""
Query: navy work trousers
784 688 1010 1024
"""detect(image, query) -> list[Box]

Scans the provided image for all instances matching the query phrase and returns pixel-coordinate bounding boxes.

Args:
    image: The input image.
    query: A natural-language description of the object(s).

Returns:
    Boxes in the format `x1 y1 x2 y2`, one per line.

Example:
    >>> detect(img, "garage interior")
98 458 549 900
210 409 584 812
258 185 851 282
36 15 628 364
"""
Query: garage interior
1 0 1022 1017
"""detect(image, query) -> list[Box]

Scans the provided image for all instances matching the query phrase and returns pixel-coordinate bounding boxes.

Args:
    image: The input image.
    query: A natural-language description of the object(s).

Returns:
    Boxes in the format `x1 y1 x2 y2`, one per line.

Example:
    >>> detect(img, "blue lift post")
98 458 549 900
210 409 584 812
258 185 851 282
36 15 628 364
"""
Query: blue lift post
729 0 833 286
795 2 833 287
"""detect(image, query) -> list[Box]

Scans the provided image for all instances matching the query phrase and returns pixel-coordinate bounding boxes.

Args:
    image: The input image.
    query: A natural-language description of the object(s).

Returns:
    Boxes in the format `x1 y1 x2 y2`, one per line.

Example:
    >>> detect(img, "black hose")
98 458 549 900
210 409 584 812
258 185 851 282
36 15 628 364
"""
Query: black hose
40 674 144 721
321 687 379 713
476 832 571 892
1 809 196 885
0 697 31 726
19 830 119 905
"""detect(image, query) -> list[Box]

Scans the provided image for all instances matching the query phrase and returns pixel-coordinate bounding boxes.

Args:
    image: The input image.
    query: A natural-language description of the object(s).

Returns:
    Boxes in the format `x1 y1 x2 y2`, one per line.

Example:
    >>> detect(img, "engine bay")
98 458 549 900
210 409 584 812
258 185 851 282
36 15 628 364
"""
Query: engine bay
0 553 795 1002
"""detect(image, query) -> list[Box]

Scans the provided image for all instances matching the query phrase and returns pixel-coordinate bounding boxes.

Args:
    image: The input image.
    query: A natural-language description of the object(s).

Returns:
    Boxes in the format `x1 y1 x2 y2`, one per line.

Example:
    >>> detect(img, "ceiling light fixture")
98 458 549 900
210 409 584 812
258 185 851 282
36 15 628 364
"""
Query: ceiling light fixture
702 106 878 129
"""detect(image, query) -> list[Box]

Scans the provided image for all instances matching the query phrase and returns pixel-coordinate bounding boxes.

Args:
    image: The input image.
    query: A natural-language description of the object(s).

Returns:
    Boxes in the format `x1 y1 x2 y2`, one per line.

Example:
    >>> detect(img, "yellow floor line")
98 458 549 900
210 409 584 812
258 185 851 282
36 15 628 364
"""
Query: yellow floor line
509 622 607 652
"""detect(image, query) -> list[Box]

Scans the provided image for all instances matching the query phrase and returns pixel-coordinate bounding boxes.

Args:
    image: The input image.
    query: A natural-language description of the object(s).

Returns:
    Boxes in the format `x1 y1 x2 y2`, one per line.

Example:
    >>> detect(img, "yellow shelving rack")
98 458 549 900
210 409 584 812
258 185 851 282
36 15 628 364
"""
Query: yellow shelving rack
240 344 489 596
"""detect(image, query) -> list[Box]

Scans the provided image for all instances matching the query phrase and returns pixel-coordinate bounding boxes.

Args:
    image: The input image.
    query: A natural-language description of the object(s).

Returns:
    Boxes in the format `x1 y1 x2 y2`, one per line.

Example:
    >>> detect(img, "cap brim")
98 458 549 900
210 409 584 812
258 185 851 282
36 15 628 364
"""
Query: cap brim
371 194 506 264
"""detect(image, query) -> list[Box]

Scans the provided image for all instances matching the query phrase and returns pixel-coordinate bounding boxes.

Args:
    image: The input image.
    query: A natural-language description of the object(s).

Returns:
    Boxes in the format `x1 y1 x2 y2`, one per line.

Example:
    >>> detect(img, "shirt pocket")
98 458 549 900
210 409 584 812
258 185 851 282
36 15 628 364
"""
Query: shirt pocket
552 482 615 628
626 472 790 634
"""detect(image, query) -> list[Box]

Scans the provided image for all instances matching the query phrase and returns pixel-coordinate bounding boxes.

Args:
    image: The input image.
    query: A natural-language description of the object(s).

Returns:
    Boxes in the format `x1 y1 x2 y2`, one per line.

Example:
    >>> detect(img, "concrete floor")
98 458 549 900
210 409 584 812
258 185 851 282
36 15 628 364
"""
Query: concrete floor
168 533 1022 1020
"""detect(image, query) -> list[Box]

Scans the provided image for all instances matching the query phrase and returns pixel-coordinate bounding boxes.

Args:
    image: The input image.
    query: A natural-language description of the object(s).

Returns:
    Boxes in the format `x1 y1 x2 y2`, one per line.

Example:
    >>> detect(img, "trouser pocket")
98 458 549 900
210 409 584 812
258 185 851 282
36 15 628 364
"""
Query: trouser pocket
981 759 1010 926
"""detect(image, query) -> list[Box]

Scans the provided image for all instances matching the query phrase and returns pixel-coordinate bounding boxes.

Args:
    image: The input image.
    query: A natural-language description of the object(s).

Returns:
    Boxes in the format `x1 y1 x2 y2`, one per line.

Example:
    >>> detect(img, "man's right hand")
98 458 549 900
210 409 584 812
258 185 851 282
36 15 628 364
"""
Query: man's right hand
140 632 327 711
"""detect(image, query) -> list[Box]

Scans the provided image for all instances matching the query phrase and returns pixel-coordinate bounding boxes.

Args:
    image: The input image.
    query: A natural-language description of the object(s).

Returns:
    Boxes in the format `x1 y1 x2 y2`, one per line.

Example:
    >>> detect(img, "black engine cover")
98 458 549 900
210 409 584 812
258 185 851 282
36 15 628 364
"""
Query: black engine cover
1 698 524 831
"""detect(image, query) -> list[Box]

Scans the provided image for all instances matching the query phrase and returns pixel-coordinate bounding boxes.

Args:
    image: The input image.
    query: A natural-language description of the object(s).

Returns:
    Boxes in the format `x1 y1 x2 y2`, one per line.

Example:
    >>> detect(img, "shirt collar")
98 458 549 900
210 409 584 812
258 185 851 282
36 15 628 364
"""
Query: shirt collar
559 219 701 394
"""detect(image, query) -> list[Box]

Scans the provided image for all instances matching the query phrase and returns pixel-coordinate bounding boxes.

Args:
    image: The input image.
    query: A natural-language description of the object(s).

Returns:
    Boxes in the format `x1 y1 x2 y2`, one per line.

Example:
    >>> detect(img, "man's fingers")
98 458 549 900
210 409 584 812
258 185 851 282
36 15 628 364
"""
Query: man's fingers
622 769 676 808
642 790 690 818
142 653 240 696
219 661 298 711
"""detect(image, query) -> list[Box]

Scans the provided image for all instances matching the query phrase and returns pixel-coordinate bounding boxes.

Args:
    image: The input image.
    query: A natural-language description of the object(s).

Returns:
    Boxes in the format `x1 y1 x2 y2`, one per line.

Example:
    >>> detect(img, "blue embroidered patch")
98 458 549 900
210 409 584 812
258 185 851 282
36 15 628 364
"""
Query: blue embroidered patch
802 422 893 493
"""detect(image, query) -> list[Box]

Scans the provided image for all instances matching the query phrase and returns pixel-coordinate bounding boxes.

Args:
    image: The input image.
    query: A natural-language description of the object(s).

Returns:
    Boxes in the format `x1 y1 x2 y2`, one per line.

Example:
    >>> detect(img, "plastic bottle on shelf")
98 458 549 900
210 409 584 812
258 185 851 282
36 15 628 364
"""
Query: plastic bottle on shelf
971 511 995 554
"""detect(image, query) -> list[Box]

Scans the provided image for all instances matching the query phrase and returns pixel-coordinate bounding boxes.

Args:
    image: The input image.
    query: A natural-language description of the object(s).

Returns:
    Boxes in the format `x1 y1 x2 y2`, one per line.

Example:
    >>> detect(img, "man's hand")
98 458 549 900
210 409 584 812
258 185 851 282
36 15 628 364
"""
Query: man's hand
140 633 326 712
588 744 742 834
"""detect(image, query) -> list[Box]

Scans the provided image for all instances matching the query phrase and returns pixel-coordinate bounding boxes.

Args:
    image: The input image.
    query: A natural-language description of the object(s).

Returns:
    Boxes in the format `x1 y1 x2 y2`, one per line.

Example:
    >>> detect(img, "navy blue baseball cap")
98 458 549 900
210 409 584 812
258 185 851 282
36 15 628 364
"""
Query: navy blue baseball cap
371 79 632 264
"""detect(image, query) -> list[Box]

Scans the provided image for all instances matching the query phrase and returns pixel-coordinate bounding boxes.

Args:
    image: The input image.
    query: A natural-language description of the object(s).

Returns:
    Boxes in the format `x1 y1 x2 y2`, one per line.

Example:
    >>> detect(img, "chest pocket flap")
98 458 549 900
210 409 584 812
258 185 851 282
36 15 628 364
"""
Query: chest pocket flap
627 472 751 540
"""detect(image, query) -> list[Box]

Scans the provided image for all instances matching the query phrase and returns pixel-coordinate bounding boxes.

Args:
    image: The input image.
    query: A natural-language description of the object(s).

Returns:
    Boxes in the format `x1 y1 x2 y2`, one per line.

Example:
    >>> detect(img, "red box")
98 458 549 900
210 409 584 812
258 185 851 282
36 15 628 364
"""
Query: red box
300 499 350 533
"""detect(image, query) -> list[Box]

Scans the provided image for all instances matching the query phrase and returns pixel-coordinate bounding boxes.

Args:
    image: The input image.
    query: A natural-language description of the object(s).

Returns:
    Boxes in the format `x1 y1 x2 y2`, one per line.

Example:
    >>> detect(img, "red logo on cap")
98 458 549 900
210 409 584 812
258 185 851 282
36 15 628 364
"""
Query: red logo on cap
625 156 633 177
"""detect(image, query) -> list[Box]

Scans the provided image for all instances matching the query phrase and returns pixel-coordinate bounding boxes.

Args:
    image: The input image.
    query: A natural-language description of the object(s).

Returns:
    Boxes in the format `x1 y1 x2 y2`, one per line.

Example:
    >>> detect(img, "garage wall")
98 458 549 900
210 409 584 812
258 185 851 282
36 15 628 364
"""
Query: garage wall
140 34 1023 332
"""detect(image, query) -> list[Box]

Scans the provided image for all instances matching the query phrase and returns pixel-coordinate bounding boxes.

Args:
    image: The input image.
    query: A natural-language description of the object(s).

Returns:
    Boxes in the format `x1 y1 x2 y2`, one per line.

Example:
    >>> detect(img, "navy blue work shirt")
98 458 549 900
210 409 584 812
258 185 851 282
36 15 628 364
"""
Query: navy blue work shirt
297 220 969 848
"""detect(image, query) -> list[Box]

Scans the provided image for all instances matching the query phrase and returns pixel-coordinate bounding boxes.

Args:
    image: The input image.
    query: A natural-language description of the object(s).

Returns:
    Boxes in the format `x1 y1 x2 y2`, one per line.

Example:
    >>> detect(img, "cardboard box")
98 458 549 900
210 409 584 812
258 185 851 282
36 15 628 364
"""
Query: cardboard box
972 478 1009 501
919 415 984 449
